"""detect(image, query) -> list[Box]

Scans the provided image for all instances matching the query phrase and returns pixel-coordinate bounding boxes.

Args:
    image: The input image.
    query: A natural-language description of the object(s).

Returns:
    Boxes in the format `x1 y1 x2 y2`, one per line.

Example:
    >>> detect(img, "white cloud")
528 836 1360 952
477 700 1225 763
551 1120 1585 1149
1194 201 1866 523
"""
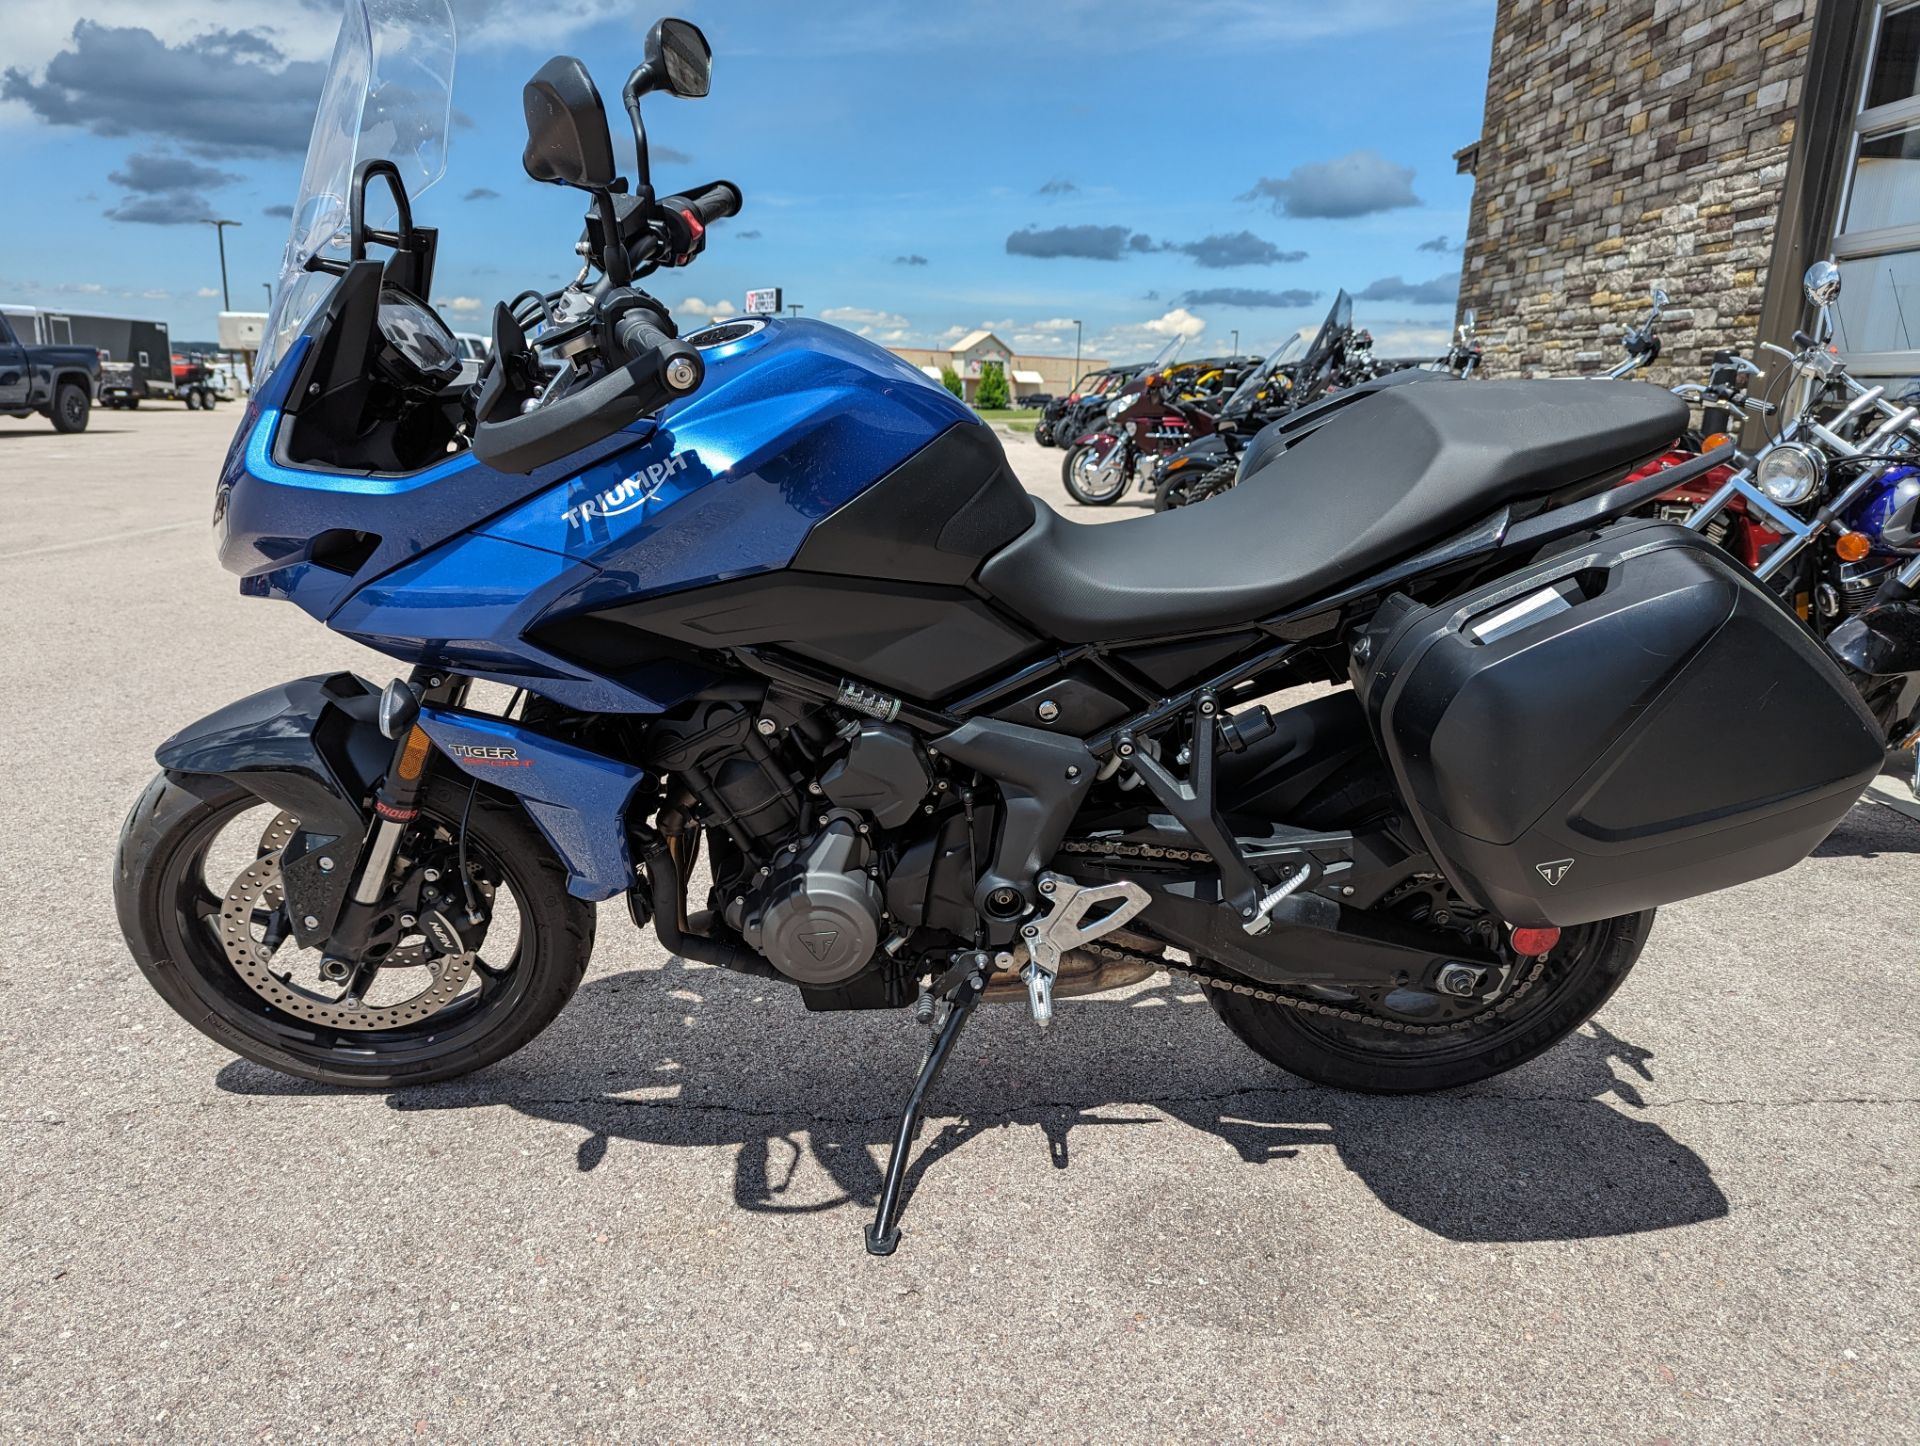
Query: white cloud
936 325 971 344
1367 325 1451 356
1145 307 1207 340
434 295 485 314
1029 316 1079 331
820 305 911 337
1089 307 1211 361
195 286 219 298
678 296 739 322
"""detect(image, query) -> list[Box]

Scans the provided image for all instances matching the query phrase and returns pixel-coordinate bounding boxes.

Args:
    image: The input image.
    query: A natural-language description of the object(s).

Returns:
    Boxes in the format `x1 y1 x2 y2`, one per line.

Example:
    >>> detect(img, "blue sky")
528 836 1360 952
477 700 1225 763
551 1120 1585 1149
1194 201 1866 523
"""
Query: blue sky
0 0 1495 359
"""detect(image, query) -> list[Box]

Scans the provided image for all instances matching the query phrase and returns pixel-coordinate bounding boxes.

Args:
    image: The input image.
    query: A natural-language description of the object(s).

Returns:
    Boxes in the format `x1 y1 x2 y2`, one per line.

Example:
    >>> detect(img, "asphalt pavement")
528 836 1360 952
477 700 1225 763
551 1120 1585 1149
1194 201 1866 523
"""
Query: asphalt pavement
1 406 1916 1441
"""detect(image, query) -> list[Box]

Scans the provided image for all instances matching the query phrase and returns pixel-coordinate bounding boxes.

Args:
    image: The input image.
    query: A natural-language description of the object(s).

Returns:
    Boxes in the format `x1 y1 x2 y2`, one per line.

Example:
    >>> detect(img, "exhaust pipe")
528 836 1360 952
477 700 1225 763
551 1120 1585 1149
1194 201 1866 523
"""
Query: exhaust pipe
978 932 1161 1004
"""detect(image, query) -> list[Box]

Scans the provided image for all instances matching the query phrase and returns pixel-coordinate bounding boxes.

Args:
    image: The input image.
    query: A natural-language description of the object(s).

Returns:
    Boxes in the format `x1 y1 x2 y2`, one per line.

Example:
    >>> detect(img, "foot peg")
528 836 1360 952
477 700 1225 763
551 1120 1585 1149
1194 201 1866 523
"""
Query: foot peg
1016 872 1149 1028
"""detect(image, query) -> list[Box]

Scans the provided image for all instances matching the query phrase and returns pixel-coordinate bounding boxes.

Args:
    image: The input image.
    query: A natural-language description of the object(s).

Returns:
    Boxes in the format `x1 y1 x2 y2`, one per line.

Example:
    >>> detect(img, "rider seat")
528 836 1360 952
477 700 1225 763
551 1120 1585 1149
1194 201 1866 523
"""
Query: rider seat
978 379 1690 642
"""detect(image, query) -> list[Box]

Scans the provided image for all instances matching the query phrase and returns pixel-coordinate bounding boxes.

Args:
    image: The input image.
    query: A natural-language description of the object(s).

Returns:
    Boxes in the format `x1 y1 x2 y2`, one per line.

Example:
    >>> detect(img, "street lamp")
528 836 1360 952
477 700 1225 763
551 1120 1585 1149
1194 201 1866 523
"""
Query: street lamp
203 218 241 310
1231 328 1239 357
788 303 804 318
1072 318 1082 378
262 283 273 307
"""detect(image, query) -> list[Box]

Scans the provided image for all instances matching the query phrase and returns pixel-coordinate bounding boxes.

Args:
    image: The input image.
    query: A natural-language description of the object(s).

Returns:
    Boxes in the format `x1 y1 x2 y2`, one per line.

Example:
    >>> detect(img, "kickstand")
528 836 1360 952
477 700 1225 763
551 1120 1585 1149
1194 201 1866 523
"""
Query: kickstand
864 968 986 1257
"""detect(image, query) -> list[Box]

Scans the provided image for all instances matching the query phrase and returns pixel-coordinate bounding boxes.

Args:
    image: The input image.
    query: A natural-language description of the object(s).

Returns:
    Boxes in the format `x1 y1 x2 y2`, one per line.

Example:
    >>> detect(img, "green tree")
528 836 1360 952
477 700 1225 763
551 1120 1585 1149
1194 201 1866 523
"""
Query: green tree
975 360 1010 410
940 364 963 398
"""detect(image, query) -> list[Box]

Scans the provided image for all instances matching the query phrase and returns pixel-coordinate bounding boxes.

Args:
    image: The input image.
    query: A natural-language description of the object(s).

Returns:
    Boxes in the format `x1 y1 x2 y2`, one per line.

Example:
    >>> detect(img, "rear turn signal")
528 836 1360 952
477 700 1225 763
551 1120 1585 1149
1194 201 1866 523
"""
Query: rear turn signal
1835 531 1872 563
1510 926 1561 957
1699 432 1734 454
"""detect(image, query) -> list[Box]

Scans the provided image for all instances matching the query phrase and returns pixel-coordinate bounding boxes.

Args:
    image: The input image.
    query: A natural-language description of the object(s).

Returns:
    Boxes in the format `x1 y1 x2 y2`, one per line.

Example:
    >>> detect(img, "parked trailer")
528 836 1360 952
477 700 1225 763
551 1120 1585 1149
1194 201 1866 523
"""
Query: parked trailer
1 306 173 403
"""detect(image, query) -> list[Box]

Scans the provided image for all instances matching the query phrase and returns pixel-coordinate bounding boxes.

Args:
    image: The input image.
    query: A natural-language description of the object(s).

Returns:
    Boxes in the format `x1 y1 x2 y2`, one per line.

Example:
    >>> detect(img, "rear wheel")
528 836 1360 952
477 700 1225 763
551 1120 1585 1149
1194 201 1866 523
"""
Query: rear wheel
114 771 594 1087
51 382 90 433
1063 441 1131 505
1206 901 1652 1094
183 389 202 411
1205 750 1654 1093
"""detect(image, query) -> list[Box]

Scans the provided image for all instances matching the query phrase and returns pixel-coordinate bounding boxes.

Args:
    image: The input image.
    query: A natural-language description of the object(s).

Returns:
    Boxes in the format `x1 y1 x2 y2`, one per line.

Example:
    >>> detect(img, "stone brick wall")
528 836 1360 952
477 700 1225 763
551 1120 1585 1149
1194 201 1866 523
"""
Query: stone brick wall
1458 0 1817 386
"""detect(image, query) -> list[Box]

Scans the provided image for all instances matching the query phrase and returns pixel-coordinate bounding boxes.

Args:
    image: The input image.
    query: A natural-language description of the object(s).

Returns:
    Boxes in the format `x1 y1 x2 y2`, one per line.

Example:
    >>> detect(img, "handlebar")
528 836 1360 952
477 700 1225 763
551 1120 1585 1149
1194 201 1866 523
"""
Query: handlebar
660 180 743 227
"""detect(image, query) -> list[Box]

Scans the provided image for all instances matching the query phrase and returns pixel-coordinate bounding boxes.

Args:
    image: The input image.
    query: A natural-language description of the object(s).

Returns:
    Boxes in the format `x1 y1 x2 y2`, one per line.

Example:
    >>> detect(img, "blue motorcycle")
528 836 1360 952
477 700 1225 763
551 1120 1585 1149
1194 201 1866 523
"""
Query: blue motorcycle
115 1 1891 1254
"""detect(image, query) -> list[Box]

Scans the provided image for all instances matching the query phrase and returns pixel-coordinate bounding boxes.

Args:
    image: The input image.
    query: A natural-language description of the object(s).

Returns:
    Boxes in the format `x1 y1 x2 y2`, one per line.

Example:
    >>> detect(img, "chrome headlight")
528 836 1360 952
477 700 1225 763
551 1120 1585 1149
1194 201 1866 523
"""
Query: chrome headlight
1106 397 1130 420
1755 442 1825 506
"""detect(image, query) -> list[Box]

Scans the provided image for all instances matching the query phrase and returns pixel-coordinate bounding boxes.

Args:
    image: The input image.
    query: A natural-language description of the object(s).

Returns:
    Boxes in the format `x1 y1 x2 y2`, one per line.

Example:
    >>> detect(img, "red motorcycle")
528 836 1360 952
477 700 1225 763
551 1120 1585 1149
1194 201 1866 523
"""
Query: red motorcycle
1622 349 1780 569
1059 349 1234 506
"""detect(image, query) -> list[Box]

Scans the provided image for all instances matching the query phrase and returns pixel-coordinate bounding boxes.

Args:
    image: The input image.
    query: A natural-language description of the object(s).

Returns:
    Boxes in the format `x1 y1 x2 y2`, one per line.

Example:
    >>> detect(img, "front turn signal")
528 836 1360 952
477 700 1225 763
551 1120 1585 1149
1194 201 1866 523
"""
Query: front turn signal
1835 531 1872 563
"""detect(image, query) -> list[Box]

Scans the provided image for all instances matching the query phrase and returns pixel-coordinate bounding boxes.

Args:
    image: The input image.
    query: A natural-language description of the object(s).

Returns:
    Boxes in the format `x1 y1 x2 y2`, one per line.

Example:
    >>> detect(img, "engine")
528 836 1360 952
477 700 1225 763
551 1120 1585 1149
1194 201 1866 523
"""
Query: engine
728 813 882 984
639 694 964 993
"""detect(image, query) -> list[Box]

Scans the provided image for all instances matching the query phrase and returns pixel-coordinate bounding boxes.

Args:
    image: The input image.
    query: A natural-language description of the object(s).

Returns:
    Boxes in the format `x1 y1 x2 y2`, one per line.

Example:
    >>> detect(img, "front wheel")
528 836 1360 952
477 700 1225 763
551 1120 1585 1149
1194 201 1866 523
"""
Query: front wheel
1156 460 1236 510
114 770 595 1087
1062 441 1132 505
1208 901 1653 1094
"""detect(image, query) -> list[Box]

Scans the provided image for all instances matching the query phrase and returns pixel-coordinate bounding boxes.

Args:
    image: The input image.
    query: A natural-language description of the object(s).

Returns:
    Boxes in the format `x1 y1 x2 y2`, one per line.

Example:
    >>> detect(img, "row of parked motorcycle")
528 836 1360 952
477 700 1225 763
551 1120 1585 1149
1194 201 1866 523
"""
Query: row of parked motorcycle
1036 265 1920 771
1033 291 1483 508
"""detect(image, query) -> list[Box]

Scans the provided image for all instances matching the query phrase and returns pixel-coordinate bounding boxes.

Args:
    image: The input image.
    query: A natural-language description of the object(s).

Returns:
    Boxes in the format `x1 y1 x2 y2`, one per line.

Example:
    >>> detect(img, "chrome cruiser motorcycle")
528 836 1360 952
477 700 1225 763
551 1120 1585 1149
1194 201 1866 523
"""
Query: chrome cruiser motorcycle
115 0 1889 1256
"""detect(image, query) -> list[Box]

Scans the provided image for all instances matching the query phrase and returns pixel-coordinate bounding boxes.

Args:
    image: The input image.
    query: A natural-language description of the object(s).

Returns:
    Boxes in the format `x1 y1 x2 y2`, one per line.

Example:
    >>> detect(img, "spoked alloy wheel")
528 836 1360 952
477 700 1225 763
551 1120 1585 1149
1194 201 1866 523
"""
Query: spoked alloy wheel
1206 877 1653 1094
115 771 593 1087
1063 441 1132 505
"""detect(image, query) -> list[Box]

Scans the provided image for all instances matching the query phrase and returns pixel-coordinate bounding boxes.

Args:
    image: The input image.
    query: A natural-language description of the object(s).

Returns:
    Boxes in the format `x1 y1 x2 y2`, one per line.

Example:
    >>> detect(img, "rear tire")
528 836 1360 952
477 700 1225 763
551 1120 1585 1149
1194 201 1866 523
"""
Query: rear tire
51 382 90 433
184 389 204 411
1206 910 1653 1094
1205 740 1654 1093
114 770 595 1088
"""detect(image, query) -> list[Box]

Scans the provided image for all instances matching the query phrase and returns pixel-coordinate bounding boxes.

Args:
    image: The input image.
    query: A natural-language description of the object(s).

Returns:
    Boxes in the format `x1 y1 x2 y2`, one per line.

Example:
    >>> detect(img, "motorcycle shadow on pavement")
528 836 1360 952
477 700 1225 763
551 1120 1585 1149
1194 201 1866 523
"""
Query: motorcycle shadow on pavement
217 962 1727 1245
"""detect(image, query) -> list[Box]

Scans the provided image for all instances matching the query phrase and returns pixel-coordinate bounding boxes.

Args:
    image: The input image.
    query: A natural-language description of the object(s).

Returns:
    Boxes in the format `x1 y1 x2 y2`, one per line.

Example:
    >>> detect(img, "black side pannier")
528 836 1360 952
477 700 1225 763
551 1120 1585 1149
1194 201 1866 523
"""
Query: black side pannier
1351 521 1885 927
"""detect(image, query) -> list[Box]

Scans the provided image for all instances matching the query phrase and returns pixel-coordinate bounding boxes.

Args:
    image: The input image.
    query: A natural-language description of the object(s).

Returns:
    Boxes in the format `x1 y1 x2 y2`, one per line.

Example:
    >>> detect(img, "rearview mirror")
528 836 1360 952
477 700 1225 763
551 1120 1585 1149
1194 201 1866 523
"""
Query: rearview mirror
630 18 713 101
1804 259 1842 308
521 56 617 191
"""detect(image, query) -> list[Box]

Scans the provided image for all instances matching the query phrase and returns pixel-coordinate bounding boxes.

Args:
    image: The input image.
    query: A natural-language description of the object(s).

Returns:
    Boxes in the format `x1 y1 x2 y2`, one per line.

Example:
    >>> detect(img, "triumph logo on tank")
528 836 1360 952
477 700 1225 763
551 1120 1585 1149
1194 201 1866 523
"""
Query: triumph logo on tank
563 453 691 527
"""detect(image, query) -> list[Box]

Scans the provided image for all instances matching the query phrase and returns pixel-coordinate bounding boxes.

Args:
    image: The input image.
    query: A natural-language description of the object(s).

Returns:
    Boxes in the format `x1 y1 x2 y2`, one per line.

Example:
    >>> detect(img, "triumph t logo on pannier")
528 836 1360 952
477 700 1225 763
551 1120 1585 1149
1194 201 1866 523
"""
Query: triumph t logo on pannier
1535 859 1575 887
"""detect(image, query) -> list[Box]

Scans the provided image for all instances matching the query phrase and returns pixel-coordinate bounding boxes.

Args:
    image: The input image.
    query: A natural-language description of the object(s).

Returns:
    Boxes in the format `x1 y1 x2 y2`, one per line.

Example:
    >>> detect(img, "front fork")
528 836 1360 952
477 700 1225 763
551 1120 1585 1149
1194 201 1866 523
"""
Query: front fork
325 668 470 963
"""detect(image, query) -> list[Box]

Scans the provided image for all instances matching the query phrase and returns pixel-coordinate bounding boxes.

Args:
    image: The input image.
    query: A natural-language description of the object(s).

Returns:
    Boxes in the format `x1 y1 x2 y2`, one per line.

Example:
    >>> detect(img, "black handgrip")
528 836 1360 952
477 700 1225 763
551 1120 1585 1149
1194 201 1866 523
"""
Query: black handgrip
659 180 743 226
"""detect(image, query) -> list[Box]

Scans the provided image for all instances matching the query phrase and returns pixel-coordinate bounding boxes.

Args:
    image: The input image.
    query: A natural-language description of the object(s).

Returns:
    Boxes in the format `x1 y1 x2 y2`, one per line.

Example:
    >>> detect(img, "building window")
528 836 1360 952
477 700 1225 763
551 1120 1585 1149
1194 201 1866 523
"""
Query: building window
1835 3 1920 366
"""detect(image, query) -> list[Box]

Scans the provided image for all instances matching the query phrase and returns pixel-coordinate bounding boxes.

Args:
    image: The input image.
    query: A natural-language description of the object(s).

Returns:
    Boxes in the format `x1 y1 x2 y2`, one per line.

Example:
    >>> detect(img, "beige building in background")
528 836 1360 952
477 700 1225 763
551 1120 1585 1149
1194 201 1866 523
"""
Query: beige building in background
889 330 1109 403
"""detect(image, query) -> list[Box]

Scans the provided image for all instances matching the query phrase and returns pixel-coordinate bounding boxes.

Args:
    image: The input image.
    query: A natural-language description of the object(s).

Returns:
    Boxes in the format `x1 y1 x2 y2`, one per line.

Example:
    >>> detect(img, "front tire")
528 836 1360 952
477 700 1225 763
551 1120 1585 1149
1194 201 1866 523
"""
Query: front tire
1156 460 1236 510
51 382 90 433
1062 441 1131 505
114 770 595 1088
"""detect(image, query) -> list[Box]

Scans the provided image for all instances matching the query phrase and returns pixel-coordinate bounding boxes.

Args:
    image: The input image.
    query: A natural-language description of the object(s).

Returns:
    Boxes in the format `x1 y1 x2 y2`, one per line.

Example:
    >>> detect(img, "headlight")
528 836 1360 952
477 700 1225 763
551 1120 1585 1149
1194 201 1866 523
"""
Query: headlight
1755 442 1825 506
1106 397 1130 419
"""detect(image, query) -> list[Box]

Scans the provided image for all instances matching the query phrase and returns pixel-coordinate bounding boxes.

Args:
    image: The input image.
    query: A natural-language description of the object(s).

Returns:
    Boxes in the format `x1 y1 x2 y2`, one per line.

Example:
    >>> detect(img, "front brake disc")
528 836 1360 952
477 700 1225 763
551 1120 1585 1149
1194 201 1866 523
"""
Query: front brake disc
216 813 477 1032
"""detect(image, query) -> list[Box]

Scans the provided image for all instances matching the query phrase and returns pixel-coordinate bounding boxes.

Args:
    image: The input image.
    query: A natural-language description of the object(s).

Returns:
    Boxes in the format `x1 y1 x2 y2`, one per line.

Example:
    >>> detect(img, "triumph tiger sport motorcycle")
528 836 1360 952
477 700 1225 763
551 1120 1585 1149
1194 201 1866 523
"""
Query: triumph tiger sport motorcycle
115 0 1893 1258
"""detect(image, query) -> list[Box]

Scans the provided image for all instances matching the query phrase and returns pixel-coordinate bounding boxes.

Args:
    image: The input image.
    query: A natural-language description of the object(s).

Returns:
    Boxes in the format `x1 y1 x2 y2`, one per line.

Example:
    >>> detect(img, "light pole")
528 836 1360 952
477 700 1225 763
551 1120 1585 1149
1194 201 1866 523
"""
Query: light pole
262 283 272 307
1072 318 1082 378
203 218 241 310
787 303 804 319
1231 328 1239 357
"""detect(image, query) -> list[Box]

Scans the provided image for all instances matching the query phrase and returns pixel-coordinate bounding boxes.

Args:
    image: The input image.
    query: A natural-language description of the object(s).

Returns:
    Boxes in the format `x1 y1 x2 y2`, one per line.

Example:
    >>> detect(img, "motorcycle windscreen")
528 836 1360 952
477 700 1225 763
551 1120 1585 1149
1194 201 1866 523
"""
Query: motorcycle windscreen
255 0 455 387
1350 522 1886 927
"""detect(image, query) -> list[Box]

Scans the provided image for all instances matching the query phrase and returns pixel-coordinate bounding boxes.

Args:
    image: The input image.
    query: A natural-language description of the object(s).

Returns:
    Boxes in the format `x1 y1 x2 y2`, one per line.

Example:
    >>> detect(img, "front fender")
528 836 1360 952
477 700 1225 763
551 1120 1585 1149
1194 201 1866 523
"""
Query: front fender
155 672 387 837
1071 429 1120 451
1828 601 1920 678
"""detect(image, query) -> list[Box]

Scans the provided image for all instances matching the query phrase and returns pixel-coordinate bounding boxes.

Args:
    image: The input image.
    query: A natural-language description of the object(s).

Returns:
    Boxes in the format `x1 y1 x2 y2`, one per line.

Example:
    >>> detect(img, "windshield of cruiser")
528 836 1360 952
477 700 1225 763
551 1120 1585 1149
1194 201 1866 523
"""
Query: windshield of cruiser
255 0 455 385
